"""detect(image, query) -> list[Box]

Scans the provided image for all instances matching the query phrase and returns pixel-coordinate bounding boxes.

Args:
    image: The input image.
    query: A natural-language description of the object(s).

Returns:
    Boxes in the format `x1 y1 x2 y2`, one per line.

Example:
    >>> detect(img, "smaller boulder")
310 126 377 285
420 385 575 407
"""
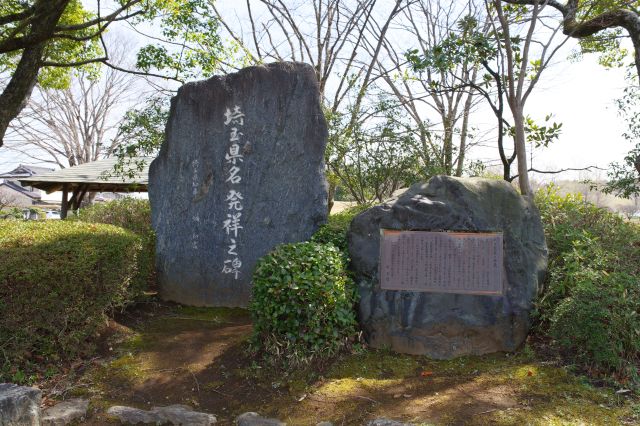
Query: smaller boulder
42 398 89 425
236 412 286 426
107 404 216 425
0 383 41 426
106 406 158 424
153 405 217 425
366 419 415 426
348 177 548 358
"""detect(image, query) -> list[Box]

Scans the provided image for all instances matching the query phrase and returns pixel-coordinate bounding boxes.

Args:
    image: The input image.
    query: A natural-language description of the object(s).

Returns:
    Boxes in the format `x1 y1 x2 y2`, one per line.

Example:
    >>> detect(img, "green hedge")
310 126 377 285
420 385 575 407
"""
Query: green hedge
535 186 640 383
250 242 358 367
77 198 155 289
0 221 145 383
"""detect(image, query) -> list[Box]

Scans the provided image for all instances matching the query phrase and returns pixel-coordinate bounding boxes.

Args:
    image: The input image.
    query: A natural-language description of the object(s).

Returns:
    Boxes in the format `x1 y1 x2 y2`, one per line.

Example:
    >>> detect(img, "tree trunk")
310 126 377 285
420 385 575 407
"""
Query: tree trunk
456 91 475 177
512 107 532 195
443 117 453 175
327 179 336 216
0 45 44 147
498 120 511 181
0 0 70 146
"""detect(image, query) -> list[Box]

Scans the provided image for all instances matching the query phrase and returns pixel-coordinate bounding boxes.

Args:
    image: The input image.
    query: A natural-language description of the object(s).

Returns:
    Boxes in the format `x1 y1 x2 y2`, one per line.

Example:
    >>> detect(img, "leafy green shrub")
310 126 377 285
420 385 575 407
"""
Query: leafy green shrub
535 185 640 383
0 221 145 383
0 207 23 220
311 204 370 259
78 198 155 289
310 224 348 256
250 242 358 367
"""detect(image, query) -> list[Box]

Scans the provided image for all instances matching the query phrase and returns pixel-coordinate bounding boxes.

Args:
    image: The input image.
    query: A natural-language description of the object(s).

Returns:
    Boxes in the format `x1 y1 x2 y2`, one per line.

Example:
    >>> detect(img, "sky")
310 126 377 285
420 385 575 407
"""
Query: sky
471 52 630 182
507 55 629 181
0 2 635 186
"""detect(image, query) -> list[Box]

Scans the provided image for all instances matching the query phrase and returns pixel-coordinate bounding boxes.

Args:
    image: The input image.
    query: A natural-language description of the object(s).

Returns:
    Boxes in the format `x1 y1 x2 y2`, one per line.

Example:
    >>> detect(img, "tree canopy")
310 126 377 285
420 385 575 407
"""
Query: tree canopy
0 0 224 147
502 0 640 82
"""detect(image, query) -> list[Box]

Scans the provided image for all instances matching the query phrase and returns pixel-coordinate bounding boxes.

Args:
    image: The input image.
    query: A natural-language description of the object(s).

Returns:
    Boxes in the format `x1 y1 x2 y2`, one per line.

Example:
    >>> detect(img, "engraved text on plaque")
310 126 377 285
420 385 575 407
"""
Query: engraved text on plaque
379 230 504 295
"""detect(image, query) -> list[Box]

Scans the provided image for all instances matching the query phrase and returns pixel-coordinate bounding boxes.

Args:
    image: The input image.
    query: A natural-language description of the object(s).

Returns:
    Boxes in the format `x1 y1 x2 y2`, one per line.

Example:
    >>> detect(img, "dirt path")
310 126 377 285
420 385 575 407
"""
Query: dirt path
53 304 637 425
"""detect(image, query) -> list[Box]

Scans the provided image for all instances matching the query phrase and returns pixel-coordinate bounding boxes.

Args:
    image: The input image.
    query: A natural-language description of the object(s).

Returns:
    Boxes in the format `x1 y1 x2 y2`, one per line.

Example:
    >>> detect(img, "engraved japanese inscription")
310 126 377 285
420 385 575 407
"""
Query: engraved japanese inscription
379 230 504 295
148 62 328 307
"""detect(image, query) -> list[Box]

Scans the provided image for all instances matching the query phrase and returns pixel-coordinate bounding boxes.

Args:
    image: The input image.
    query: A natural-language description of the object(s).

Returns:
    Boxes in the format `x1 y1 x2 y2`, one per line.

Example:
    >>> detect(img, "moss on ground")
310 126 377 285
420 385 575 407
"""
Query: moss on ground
327 349 421 379
278 348 637 424
171 306 249 322
69 305 638 425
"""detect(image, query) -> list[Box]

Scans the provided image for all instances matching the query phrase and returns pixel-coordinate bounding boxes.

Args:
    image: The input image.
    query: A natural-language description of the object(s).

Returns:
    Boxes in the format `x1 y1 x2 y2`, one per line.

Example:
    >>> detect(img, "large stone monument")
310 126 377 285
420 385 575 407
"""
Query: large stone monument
348 176 548 358
149 62 328 307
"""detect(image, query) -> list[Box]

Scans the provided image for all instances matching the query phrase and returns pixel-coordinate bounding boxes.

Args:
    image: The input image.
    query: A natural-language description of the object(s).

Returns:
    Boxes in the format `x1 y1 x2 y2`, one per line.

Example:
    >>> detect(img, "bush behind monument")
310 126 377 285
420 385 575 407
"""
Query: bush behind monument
535 185 640 383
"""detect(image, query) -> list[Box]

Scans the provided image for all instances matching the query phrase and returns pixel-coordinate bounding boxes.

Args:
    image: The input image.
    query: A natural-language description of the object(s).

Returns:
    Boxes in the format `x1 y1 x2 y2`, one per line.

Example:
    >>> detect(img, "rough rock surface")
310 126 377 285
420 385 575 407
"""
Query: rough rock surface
0 383 41 426
41 398 89 425
106 404 217 425
236 412 286 426
149 62 328 307
348 176 548 358
107 406 157 424
366 419 415 426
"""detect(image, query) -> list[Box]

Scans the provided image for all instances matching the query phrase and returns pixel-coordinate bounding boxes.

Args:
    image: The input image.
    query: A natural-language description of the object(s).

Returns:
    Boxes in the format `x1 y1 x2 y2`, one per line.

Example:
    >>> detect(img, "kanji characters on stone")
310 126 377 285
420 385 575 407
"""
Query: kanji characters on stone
222 105 246 279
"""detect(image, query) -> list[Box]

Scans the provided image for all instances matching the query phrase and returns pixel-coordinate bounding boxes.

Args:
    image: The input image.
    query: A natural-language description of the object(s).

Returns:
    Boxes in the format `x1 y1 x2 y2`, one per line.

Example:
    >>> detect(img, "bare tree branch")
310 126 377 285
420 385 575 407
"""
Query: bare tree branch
6 47 137 169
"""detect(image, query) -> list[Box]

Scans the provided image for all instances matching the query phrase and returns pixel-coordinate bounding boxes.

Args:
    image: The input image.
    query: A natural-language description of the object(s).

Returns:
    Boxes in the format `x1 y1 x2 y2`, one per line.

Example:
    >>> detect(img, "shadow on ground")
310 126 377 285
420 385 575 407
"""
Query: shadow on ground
61 303 638 425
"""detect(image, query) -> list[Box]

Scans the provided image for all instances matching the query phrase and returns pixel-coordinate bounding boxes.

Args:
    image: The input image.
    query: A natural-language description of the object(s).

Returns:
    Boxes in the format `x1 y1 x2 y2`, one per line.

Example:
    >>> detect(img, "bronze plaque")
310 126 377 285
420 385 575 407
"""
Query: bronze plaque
379 230 504 295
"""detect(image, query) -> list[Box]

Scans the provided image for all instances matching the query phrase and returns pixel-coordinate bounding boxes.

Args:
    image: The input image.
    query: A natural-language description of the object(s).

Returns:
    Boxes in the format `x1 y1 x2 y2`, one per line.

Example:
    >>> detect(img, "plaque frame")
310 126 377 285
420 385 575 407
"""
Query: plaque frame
378 229 505 296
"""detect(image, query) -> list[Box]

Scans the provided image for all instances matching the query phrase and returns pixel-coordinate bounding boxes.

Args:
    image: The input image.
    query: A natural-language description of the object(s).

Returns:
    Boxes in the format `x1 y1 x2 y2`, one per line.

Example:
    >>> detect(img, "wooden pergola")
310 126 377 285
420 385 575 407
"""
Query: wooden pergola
20 157 151 219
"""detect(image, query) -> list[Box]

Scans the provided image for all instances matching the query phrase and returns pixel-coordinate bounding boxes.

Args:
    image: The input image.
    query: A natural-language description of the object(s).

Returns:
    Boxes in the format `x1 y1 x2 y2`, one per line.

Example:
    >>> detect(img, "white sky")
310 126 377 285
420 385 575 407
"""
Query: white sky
469 52 630 181
527 58 629 179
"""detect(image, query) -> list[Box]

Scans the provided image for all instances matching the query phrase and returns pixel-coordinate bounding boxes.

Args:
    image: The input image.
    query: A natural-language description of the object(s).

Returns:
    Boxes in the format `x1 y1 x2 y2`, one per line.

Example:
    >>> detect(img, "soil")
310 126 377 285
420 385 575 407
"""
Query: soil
44 302 638 426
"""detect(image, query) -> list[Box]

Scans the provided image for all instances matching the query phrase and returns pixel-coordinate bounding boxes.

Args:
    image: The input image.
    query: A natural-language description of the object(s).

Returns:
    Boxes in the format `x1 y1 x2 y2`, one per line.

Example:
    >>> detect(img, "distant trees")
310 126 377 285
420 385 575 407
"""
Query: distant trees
4 0 637 203
386 0 488 178
6 64 134 168
213 0 424 207
214 0 494 206
111 95 170 179
326 96 426 203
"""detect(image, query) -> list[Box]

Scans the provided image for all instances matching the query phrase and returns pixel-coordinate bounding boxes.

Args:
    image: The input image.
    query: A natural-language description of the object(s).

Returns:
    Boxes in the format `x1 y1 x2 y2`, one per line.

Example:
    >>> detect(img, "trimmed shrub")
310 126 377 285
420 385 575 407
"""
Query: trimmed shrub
250 242 358 366
0 221 145 383
77 198 155 289
535 185 640 382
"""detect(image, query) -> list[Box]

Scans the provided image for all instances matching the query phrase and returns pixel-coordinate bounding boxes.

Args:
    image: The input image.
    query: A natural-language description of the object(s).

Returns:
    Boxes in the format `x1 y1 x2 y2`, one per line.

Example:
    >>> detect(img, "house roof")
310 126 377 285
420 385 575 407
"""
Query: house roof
0 164 55 178
0 181 41 200
19 157 151 193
